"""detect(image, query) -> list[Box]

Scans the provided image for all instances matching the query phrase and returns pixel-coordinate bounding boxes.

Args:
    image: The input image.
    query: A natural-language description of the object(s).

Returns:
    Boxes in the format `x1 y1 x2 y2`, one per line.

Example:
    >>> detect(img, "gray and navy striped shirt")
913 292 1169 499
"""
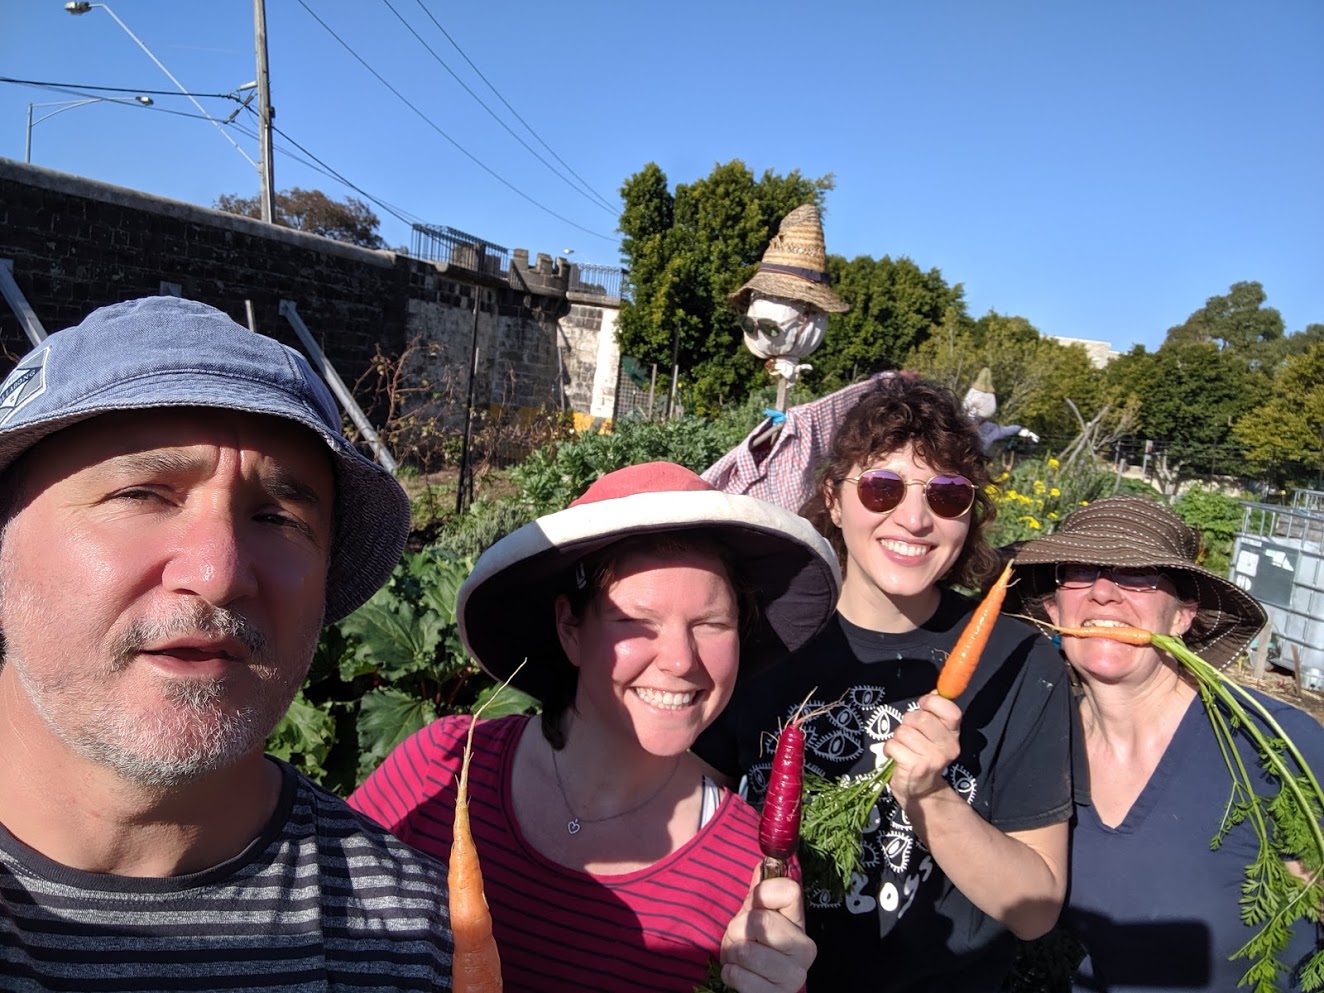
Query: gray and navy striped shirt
0 759 453 991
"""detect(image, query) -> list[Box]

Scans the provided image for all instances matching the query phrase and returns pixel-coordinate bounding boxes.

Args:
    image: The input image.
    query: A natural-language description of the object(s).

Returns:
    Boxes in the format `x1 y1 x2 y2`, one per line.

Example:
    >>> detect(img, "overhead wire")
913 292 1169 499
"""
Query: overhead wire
4 75 428 232
291 0 615 243
236 104 427 229
0 75 246 101
380 0 615 215
407 0 616 214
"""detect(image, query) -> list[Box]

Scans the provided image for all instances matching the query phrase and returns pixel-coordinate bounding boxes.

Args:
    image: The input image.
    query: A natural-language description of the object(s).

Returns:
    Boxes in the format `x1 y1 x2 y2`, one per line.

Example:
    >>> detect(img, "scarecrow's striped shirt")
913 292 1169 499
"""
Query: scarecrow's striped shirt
0 760 453 992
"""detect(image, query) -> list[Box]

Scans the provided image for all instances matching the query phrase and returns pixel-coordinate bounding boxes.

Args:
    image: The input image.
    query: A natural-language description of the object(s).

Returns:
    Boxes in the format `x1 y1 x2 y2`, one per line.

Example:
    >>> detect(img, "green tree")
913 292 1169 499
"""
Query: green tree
1123 341 1269 490
1233 341 1324 487
215 187 387 249
616 160 834 413
806 255 965 392
904 310 1106 444
1164 280 1284 368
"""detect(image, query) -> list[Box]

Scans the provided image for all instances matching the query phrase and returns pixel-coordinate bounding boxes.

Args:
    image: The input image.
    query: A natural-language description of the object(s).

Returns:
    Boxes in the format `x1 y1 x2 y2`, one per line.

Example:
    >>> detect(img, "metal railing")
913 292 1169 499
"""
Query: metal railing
568 262 625 302
410 223 509 277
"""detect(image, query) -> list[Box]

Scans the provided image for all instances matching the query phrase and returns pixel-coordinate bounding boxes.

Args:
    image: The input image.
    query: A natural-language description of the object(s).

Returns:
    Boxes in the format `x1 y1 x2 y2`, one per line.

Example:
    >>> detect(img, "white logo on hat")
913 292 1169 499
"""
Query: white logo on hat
0 349 49 428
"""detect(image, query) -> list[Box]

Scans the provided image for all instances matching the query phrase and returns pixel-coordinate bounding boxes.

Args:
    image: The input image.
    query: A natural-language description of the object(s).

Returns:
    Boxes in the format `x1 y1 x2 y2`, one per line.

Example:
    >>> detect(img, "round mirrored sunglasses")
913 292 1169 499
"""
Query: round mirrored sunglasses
843 470 976 519
1055 563 1165 592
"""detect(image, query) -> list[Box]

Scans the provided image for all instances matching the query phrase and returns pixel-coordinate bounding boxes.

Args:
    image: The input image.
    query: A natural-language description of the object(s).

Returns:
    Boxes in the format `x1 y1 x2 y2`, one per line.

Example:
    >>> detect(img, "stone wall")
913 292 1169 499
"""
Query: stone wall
0 160 621 457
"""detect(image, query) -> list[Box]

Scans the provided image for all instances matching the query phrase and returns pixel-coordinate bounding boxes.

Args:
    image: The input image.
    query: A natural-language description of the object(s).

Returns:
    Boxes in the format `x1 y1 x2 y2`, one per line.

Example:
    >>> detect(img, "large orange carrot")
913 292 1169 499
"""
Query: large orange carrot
449 717 502 992
936 559 1015 698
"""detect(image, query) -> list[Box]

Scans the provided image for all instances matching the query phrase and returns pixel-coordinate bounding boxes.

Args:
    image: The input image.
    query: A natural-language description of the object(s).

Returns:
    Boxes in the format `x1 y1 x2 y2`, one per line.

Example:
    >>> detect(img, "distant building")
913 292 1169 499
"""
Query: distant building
1048 335 1121 369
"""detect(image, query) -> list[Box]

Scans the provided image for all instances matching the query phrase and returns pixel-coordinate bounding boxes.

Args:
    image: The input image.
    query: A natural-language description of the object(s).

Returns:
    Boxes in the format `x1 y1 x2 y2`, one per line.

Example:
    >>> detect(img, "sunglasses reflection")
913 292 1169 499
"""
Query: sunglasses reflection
844 470 976 519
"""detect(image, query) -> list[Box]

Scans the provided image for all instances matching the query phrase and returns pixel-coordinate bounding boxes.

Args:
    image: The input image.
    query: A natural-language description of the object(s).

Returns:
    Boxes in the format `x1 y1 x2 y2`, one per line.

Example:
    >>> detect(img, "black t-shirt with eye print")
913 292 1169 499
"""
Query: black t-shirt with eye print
695 588 1077 993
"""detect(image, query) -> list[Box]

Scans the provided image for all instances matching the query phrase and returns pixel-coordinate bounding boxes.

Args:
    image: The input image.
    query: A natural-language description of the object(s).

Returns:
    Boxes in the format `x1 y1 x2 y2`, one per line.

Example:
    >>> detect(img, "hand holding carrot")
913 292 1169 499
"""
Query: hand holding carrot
717 871 816 993
883 694 963 810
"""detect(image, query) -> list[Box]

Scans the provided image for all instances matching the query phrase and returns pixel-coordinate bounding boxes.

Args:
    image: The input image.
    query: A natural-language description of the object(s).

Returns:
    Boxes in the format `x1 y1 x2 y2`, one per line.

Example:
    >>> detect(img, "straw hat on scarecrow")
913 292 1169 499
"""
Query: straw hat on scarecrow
1005 496 1266 669
728 204 848 315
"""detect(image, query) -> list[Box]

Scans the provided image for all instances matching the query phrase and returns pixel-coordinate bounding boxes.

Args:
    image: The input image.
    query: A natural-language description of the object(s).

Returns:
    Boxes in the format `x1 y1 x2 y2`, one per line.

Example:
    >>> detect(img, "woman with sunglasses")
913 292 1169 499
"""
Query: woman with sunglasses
696 376 1076 992
1008 497 1324 992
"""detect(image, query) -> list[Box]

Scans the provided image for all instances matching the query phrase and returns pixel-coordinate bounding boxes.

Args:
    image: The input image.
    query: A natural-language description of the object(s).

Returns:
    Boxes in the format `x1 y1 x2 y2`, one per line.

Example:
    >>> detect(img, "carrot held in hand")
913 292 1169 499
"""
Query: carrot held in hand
759 716 807 880
936 558 1015 699
449 714 502 993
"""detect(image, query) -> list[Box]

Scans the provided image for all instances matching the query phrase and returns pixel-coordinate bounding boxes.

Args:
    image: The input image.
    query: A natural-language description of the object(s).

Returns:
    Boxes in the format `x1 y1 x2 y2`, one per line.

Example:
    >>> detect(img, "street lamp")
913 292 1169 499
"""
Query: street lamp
25 95 153 164
64 2 257 170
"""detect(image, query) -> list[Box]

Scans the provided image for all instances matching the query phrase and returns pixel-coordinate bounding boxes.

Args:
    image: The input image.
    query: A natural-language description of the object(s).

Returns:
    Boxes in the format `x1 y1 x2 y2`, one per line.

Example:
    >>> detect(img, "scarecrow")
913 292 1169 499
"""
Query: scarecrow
962 366 1039 461
728 204 848 413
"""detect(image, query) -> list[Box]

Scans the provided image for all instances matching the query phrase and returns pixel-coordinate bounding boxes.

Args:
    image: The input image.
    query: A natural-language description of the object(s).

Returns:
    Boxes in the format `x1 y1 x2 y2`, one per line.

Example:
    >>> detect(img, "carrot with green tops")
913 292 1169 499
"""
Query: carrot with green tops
449 713 502 993
799 559 1015 895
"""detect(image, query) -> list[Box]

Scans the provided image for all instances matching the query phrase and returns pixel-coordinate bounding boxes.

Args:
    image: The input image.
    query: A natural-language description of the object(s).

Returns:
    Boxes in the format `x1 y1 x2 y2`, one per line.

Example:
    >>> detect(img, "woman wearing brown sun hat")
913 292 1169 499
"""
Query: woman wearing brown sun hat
1007 495 1324 992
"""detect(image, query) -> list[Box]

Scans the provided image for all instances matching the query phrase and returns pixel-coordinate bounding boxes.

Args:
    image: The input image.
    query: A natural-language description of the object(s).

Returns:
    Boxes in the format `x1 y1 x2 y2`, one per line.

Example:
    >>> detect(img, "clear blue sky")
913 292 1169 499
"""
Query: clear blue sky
3 1 1320 354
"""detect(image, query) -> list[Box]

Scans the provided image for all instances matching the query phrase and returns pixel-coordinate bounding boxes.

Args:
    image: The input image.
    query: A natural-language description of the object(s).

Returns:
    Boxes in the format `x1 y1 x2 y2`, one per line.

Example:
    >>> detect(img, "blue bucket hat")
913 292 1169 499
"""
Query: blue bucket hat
0 295 409 622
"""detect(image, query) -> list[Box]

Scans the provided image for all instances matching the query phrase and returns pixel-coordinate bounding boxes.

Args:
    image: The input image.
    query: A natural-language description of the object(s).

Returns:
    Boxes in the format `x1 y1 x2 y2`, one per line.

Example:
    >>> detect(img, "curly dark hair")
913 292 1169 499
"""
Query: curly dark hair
798 376 1002 591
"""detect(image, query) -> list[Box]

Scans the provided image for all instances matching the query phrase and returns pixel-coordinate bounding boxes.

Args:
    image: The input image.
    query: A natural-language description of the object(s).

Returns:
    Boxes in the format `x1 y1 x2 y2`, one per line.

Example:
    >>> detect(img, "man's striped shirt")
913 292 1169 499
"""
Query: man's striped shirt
0 759 453 992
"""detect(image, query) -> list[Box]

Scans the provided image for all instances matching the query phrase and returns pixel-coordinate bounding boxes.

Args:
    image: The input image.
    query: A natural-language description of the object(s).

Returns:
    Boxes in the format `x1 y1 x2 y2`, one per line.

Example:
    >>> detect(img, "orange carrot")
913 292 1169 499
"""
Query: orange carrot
1047 623 1155 646
449 717 502 992
935 559 1015 699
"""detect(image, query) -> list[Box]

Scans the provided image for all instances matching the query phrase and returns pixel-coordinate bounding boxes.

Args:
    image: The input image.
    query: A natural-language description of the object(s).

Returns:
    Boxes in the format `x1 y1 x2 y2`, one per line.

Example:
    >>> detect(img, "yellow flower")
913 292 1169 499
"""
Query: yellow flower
1022 516 1042 530
1048 511 1059 520
1049 487 1060 498
1033 480 1047 496
1079 500 1089 506
1047 458 1060 470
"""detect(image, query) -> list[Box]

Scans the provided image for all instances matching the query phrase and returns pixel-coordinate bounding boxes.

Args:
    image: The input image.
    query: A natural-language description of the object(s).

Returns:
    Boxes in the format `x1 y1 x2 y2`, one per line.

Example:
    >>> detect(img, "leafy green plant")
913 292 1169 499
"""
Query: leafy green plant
266 545 535 794
509 413 736 514
1172 487 1247 577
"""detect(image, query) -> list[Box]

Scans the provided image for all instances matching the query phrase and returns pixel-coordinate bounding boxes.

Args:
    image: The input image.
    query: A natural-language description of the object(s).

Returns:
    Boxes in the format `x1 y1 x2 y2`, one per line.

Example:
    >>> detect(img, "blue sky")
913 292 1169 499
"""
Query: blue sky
3 1 1320 354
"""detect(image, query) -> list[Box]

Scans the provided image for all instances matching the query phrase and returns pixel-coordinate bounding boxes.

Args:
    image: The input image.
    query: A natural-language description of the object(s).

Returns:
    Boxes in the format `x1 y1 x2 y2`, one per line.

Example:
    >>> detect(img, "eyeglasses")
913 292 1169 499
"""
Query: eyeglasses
738 315 787 339
1055 563 1165 592
842 470 976 519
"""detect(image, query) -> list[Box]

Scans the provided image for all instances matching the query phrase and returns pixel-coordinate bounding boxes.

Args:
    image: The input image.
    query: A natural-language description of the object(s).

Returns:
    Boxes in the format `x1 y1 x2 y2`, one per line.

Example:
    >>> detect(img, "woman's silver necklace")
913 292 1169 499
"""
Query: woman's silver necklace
550 746 681 836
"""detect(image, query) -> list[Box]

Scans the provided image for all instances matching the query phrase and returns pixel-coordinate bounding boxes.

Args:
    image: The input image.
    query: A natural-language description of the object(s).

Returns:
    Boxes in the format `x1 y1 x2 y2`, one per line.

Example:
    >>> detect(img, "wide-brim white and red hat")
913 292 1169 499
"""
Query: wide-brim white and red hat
457 461 842 702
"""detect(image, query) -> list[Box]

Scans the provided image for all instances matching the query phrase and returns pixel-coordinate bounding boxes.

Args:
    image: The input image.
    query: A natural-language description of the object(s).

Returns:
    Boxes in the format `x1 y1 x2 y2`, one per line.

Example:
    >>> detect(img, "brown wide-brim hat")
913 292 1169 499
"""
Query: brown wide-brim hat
1004 496 1265 669
457 462 842 702
728 204 849 315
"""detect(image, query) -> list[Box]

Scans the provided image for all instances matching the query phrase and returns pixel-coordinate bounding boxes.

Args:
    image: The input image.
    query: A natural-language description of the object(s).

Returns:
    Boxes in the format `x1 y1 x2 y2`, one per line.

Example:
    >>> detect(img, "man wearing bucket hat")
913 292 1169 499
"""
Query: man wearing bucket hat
351 461 841 992
1007 495 1324 992
0 296 452 990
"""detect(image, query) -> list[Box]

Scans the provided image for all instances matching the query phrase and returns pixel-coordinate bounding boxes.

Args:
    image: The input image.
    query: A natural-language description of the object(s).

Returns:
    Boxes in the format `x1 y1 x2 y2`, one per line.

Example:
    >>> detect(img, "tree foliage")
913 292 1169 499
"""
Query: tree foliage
1233 341 1324 486
1110 341 1269 489
215 187 387 249
616 160 835 413
805 255 965 392
1164 280 1285 368
904 310 1109 444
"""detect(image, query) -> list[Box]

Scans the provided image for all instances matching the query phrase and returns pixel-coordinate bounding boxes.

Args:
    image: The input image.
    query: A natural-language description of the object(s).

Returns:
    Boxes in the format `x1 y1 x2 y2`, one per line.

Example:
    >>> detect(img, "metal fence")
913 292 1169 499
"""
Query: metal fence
409 223 509 277
568 262 625 302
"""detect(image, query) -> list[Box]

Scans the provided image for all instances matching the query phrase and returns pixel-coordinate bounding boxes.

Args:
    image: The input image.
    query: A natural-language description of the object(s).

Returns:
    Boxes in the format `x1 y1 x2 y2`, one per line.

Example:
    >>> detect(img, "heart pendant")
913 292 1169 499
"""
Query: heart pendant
566 818 582 835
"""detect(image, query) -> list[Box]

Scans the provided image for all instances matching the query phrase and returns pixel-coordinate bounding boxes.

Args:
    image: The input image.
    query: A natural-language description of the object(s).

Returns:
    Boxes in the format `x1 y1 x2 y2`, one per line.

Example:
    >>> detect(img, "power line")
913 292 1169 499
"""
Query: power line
409 0 616 215
6 75 427 233
1 75 246 102
292 0 614 243
380 0 615 215
238 106 427 229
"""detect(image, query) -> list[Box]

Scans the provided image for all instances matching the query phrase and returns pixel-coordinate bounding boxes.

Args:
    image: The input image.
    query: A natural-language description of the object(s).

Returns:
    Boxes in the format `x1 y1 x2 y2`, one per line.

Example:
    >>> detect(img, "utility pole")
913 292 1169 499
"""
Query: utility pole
253 0 275 222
